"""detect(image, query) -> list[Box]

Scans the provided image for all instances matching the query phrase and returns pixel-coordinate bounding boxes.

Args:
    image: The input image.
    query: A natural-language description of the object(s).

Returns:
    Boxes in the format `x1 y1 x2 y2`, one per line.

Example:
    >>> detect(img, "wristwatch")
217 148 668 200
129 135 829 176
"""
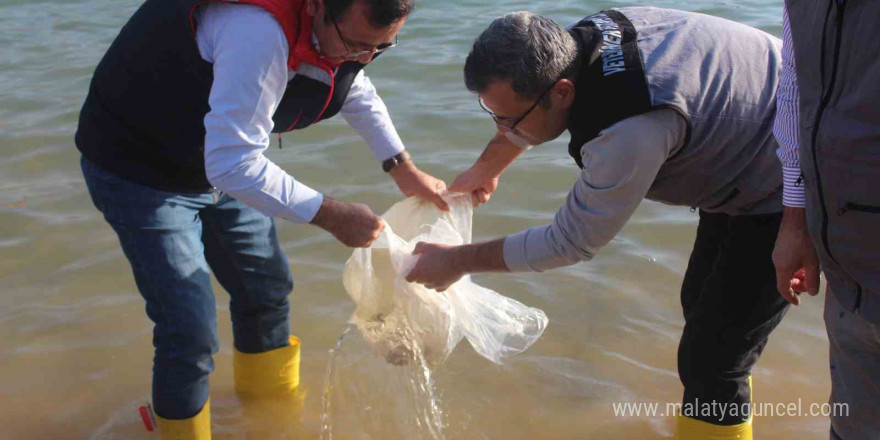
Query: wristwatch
382 150 412 173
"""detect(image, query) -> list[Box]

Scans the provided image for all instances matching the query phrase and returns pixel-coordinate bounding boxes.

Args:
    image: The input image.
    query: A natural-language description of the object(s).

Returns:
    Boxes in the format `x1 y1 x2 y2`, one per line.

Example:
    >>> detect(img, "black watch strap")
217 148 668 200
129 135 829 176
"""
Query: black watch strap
382 150 412 173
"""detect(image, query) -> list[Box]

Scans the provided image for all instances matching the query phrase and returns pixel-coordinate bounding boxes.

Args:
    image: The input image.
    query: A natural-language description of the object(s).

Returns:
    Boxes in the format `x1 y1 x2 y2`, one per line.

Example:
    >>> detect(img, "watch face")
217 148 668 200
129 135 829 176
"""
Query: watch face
383 152 409 172
382 157 396 172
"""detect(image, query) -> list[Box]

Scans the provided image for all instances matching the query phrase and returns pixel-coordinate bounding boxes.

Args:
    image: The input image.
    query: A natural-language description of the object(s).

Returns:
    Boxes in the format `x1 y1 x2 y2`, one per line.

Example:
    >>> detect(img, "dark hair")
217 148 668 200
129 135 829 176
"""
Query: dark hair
465 12 579 105
325 0 415 28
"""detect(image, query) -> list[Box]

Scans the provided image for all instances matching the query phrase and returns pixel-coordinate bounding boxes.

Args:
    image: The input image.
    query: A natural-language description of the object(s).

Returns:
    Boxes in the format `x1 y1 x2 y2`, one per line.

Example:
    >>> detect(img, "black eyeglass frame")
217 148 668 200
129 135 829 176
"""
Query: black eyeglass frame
478 80 559 132
327 8 399 60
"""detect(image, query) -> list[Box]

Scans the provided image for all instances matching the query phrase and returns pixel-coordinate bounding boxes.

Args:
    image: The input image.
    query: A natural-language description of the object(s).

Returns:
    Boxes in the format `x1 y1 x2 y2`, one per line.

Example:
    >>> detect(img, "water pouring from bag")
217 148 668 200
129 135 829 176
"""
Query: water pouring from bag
342 194 548 367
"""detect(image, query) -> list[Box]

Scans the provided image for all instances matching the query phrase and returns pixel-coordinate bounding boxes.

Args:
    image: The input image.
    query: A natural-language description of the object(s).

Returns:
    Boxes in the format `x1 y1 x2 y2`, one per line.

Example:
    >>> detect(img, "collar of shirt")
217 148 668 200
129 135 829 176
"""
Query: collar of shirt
310 32 320 52
310 33 340 74
288 6 339 71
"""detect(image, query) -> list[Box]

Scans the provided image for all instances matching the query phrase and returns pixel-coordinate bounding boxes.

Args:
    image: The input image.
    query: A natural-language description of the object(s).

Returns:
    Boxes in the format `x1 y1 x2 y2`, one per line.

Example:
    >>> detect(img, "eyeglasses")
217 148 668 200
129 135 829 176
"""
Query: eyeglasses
478 80 558 132
328 8 399 61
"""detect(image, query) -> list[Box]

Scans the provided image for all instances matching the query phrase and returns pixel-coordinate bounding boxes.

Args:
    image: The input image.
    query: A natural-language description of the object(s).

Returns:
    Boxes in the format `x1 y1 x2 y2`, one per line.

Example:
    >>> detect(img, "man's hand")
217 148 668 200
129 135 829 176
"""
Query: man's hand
772 207 821 305
450 165 499 207
450 131 525 207
406 239 508 291
389 160 449 211
310 197 384 247
405 242 466 291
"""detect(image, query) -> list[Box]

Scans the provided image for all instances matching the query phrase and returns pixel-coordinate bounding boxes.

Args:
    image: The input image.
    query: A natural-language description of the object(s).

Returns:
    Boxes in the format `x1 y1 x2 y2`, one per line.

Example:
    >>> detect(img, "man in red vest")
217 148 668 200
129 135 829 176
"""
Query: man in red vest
76 0 440 437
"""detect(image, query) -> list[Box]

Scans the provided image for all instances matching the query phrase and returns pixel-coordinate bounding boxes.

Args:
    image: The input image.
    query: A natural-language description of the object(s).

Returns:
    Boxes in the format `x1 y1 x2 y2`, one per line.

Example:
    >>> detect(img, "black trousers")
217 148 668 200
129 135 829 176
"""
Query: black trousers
677 210 790 425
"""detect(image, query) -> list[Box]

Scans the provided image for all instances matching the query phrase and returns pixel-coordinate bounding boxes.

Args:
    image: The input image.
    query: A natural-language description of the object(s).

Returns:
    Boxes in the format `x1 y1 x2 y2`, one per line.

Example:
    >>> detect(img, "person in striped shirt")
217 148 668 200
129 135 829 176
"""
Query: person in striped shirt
772 2 880 439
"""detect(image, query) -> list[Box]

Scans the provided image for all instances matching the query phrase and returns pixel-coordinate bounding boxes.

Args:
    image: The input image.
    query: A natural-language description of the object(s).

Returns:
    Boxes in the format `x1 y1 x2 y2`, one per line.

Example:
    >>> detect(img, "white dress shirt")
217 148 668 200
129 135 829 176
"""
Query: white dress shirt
195 3 405 223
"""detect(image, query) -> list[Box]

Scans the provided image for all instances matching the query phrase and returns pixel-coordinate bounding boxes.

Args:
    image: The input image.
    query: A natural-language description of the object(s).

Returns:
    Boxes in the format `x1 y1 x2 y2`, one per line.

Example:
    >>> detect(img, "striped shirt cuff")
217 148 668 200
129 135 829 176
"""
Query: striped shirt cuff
782 164 805 208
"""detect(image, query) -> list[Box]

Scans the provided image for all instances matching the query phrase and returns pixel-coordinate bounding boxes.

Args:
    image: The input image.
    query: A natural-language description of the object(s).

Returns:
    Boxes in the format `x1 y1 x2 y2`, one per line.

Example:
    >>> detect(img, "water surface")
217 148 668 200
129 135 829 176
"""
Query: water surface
0 0 831 438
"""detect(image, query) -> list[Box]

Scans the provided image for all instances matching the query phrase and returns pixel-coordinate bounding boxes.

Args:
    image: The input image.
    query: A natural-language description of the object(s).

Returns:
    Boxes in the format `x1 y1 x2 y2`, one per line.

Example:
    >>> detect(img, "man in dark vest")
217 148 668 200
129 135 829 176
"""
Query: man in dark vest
76 0 447 437
772 1 880 438
406 8 788 439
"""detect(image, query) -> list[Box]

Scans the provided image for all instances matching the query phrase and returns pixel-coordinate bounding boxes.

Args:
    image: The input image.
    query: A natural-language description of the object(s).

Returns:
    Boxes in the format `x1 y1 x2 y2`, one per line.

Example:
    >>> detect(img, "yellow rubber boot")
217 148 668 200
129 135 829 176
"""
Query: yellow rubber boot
676 415 752 440
676 376 753 440
233 336 306 439
233 335 301 396
155 399 211 440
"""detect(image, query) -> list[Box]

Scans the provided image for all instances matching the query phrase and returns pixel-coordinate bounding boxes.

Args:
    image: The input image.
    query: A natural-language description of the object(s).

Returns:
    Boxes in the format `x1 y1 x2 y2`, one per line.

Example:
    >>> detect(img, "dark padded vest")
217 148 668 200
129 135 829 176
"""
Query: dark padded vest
75 0 365 192
566 8 784 215
786 0 880 323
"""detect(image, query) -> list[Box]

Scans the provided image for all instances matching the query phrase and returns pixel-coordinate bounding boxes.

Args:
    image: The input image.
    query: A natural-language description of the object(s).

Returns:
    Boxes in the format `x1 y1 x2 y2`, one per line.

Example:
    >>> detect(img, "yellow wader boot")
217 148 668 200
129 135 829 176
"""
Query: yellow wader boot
233 336 306 439
676 376 753 440
155 399 212 440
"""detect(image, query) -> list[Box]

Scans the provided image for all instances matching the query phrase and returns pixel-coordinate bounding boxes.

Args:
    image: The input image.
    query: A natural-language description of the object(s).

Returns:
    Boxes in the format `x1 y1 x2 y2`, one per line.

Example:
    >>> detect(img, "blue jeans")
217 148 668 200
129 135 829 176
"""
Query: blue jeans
81 156 294 419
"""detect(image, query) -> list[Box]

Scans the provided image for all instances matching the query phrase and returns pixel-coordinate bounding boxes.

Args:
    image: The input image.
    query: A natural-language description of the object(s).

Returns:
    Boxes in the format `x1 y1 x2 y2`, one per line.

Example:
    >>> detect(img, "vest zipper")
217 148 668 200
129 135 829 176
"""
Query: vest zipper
837 202 880 215
285 111 304 132
812 0 862 310
278 111 306 149
312 66 336 123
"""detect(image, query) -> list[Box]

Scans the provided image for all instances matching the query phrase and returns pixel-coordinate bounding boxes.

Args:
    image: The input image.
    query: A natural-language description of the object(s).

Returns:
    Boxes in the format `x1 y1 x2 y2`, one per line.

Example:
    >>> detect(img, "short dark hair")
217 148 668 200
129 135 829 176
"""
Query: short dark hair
465 12 579 105
325 0 415 28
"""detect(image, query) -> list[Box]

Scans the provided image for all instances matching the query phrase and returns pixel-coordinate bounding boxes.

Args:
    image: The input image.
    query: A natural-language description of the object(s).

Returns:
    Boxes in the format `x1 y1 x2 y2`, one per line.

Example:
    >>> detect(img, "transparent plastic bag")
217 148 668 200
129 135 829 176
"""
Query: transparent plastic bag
342 194 549 366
